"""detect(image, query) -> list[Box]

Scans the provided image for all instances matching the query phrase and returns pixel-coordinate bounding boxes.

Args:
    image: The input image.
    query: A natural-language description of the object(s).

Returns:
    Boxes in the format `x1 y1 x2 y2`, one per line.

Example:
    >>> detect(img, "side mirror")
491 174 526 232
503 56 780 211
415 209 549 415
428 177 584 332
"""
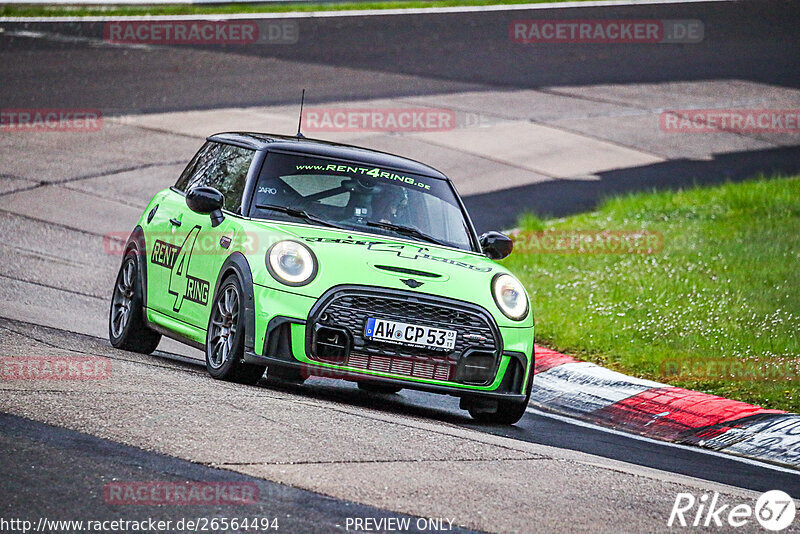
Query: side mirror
479 231 513 260
186 186 225 227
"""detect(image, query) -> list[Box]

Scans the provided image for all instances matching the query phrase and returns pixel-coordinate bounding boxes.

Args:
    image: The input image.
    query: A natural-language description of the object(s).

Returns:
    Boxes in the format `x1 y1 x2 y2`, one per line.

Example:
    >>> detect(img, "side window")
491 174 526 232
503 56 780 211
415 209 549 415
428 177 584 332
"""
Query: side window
174 142 214 193
175 142 255 214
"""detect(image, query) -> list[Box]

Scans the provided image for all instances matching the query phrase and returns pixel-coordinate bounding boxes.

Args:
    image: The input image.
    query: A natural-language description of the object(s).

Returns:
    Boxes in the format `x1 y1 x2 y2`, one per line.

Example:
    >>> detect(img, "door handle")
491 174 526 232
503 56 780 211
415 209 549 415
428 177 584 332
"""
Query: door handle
169 218 182 227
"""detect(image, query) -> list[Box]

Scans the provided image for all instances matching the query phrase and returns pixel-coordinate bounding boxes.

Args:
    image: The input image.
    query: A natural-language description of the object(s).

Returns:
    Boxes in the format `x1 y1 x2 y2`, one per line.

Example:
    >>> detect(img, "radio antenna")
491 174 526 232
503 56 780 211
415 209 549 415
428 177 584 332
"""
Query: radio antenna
296 89 306 138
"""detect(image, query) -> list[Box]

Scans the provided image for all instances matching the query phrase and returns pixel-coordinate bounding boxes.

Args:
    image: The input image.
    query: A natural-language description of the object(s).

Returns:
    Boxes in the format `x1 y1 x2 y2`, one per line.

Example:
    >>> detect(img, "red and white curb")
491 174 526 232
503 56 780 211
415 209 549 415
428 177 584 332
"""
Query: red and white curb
530 346 800 469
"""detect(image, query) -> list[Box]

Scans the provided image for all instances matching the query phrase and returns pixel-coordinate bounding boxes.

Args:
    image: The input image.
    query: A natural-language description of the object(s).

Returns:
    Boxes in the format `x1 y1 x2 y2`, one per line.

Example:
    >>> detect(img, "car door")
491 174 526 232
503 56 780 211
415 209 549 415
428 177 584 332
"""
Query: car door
144 142 215 320
160 142 256 331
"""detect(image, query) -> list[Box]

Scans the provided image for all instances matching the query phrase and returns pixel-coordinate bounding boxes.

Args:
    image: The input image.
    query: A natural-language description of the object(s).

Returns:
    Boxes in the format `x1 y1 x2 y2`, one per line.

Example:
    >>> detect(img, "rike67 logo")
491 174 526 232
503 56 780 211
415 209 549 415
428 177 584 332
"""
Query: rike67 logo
668 490 796 531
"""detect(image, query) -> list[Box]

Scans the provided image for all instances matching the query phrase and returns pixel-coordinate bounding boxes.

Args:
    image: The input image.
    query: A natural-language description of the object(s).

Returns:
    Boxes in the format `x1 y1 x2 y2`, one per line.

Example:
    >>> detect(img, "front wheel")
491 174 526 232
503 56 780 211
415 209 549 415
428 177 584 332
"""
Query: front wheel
109 251 161 354
205 275 265 385
468 365 534 425
468 398 529 425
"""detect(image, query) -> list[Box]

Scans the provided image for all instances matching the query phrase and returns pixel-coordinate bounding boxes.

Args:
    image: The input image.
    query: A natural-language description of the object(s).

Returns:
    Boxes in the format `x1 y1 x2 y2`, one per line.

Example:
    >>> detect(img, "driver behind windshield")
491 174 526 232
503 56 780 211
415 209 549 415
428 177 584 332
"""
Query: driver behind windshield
369 185 409 225
250 154 474 250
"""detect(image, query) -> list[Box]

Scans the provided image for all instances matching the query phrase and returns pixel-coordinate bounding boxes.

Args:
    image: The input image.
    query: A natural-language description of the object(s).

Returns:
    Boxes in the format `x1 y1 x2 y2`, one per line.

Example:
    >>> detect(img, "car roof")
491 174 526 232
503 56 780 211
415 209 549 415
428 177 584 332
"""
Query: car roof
207 132 449 180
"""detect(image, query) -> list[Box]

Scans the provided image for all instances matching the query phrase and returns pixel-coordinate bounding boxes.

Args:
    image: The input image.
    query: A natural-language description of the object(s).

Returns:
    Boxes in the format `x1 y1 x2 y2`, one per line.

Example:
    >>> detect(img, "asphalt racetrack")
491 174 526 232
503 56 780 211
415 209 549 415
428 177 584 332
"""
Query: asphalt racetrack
1 1 799 532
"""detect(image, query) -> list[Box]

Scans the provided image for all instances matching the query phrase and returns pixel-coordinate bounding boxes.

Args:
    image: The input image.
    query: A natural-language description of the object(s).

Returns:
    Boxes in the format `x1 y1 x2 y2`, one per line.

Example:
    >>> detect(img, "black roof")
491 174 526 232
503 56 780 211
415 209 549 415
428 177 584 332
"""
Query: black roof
207 132 449 180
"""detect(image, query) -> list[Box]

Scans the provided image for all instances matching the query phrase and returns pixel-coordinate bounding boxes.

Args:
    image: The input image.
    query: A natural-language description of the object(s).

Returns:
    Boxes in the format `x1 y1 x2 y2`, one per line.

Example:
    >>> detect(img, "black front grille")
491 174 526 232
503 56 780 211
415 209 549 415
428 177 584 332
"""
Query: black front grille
307 287 500 383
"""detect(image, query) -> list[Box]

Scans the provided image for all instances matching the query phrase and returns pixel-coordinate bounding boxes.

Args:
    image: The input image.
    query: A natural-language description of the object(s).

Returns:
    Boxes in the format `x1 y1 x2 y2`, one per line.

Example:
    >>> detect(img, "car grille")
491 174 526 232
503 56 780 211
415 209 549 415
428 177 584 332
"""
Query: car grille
347 353 453 381
308 288 500 382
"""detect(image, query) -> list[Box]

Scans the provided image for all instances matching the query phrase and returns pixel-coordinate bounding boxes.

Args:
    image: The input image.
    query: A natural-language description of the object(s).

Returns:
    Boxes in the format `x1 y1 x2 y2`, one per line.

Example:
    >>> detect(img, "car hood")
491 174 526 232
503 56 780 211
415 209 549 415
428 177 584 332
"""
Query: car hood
240 220 530 327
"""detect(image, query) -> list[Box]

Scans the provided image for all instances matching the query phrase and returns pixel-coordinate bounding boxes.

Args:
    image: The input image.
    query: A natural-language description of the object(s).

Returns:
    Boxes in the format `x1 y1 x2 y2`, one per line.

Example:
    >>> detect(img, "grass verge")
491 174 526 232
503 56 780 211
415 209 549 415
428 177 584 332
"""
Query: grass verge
1 0 599 18
502 176 800 412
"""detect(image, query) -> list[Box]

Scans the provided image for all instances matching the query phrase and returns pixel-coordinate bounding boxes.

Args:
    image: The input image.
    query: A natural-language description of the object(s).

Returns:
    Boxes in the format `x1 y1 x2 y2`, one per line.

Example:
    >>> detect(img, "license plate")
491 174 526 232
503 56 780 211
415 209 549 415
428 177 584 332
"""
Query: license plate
364 317 457 351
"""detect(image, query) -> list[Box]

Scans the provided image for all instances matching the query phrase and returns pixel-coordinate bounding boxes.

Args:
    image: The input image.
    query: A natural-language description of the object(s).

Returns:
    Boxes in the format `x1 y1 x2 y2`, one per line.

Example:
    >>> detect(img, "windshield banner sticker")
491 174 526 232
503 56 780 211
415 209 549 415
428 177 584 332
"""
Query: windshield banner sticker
295 164 431 190
303 237 492 272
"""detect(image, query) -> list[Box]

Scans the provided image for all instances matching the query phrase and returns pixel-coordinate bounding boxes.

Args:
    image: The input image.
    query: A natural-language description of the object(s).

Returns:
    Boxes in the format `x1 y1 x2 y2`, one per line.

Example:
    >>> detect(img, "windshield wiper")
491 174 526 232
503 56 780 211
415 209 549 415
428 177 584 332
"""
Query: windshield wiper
255 204 345 229
365 220 447 246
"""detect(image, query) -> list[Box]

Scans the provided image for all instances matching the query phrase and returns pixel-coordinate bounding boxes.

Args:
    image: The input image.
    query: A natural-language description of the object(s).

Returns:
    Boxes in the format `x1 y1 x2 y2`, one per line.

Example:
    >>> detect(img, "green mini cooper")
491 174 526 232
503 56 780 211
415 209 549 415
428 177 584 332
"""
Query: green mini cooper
109 133 534 424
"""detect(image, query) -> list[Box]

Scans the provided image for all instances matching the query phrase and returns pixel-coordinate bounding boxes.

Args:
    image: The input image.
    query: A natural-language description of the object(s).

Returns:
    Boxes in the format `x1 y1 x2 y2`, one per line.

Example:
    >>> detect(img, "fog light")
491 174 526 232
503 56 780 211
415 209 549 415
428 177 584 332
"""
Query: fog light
455 351 495 384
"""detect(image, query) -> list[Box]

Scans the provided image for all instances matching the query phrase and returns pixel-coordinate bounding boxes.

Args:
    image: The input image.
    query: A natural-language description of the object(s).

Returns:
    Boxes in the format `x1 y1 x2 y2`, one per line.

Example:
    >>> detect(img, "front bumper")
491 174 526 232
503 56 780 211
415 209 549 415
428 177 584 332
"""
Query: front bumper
245 283 534 401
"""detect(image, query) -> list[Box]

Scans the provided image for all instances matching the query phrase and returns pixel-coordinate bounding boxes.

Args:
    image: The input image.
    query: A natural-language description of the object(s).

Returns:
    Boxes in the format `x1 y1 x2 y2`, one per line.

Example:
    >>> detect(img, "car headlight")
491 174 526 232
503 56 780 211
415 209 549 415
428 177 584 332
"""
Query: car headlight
267 240 318 286
491 273 529 321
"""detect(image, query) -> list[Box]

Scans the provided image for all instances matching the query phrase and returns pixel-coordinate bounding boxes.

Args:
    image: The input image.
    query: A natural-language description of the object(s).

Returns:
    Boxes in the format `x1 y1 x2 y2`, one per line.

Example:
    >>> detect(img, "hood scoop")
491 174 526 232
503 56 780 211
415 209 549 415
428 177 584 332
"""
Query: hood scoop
374 265 442 279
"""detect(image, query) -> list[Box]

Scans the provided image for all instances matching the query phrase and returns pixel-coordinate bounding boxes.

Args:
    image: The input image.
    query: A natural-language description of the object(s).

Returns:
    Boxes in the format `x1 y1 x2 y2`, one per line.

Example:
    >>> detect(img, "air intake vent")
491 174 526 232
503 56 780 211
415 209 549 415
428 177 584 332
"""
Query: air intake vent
313 325 351 362
374 265 442 278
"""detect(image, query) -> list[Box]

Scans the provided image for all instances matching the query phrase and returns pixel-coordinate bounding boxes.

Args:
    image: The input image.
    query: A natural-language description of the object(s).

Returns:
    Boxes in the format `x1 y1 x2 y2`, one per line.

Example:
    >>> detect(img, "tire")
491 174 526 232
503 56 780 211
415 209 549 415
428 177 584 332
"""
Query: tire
468 362 535 425
109 250 161 354
205 275 265 385
357 382 402 394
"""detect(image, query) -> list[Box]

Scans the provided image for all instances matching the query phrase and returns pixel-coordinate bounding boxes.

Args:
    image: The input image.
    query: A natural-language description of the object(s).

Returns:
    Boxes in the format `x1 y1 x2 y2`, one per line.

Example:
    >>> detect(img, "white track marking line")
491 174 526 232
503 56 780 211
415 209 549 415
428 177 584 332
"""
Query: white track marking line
1 29 156 49
525 405 800 475
1 0 734 23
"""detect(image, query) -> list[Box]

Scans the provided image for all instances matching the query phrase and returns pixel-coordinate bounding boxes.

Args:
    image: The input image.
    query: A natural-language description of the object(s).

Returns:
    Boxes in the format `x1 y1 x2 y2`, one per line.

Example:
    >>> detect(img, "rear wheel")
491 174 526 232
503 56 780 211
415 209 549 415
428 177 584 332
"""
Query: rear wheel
357 382 402 394
205 275 265 385
109 251 161 354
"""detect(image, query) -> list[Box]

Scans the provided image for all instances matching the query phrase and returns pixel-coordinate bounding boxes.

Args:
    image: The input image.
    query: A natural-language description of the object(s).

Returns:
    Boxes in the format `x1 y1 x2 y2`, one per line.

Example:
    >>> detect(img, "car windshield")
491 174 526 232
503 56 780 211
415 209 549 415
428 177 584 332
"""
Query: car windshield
250 152 474 251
